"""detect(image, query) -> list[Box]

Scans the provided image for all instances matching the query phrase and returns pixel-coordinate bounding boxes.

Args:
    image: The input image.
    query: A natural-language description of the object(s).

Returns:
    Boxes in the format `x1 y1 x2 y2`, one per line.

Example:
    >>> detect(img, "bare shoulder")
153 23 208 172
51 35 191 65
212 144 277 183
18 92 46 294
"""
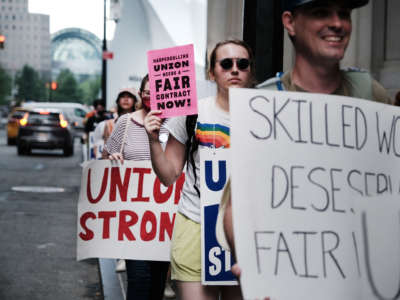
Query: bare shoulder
130 110 144 124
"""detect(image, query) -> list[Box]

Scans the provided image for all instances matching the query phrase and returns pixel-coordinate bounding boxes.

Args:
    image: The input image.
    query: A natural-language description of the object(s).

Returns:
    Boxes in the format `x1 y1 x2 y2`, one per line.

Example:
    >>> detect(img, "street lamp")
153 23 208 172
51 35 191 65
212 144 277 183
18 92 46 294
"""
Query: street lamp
102 0 107 105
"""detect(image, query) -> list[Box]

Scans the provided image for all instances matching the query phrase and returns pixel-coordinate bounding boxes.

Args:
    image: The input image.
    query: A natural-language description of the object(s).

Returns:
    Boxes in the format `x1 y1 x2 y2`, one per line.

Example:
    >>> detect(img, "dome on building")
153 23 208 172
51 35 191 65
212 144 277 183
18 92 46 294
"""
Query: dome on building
51 28 102 81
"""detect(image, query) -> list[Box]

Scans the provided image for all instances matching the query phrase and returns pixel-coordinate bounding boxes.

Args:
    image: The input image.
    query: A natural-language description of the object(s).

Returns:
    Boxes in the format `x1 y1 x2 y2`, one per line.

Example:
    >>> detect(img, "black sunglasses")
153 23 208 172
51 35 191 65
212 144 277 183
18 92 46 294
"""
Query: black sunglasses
218 58 250 71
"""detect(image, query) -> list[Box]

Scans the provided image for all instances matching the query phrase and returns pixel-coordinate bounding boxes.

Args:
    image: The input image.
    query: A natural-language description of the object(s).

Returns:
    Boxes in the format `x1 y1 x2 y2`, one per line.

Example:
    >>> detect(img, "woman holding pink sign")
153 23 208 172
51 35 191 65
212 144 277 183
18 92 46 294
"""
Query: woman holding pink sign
103 74 171 300
144 40 255 300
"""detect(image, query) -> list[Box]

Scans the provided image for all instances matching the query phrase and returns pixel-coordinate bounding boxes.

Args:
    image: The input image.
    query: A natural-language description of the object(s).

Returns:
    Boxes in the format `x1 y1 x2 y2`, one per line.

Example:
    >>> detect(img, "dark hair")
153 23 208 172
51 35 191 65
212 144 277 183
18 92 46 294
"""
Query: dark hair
208 39 257 87
140 74 149 93
136 74 150 110
185 40 256 197
395 91 400 107
185 114 200 196
116 92 137 116
93 98 105 108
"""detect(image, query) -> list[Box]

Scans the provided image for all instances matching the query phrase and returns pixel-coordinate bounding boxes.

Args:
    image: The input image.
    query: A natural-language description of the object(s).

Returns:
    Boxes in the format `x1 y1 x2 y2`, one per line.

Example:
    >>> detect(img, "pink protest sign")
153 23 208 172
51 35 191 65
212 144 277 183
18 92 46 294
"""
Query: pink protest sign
147 44 198 118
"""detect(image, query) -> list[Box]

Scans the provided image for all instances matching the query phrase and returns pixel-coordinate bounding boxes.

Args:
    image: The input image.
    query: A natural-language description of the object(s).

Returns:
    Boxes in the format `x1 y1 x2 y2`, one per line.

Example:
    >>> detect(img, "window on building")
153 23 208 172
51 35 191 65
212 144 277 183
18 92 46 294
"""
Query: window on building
12 25 15 29
12 14 15 20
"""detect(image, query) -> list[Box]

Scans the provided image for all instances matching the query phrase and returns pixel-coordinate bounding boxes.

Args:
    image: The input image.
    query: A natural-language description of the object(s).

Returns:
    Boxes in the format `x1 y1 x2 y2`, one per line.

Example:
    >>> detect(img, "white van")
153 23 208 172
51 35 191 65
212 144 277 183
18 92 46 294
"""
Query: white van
22 102 89 139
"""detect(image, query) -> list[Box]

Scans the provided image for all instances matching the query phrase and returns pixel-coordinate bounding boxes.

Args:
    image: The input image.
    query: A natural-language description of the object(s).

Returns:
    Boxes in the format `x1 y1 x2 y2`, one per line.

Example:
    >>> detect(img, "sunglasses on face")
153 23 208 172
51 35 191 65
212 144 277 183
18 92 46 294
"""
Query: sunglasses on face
218 58 250 71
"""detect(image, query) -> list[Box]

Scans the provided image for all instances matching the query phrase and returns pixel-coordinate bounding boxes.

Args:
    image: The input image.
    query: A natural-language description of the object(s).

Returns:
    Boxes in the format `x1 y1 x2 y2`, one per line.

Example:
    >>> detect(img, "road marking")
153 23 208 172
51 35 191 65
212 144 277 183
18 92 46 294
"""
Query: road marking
33 163 45 170
11 186 65 193
37 242 56 249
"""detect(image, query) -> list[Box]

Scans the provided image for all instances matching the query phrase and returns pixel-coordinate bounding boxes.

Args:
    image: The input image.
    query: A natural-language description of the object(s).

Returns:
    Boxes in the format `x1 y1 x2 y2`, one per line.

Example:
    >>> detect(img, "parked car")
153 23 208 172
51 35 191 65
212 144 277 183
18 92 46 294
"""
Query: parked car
22 102 89 140
17 109 74 156
7 107 30 145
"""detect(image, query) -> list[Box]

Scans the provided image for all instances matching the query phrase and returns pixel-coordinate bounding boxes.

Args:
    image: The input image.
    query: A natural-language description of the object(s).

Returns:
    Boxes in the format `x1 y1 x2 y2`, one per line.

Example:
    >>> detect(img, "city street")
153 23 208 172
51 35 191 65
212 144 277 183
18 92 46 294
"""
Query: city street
0 128 102 300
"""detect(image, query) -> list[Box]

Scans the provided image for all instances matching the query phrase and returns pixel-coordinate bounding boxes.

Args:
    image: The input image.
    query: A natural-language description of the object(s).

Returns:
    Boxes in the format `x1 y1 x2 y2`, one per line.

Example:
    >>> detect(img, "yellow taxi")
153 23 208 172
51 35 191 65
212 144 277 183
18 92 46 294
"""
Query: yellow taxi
7 107 30 145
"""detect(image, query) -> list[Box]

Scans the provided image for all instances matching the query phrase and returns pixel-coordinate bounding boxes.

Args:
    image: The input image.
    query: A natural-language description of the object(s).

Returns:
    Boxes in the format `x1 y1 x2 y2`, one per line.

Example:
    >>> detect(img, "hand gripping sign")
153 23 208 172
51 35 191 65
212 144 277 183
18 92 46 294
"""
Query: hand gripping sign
229 88 400 300
147 44 198 118
200 149 237 285
77 160 185 261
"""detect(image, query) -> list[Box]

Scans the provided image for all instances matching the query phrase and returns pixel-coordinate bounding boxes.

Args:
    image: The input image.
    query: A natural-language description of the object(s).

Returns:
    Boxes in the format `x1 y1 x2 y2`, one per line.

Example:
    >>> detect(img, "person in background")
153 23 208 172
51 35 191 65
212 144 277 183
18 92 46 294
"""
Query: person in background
84 99 108 136
93 88 137 272
92 88 137 159
102 75 170 300
144 40 255 300
218 0 393 281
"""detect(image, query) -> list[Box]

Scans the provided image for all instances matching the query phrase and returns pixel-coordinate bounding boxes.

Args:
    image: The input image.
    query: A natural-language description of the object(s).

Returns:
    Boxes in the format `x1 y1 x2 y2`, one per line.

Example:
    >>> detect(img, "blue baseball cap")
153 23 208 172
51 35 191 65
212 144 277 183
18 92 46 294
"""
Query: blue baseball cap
283 0 369 12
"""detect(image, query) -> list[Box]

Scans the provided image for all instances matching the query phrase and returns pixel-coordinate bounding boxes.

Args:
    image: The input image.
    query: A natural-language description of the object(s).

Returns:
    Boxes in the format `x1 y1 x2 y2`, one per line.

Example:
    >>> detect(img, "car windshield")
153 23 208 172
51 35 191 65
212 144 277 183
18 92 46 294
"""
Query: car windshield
28 112 60 125
74 108 86 118
11 111 26 119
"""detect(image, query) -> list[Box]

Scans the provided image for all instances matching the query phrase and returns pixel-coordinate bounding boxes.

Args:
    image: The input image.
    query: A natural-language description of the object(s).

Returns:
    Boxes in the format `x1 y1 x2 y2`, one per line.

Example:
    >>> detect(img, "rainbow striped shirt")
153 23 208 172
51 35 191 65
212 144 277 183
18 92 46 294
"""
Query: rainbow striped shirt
196 122 230 149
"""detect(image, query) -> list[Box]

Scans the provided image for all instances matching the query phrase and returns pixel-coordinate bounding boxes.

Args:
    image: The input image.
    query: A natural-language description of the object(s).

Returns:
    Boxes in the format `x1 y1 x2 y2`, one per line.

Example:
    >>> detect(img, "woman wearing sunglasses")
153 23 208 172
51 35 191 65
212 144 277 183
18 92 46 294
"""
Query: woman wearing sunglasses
144 40 256 300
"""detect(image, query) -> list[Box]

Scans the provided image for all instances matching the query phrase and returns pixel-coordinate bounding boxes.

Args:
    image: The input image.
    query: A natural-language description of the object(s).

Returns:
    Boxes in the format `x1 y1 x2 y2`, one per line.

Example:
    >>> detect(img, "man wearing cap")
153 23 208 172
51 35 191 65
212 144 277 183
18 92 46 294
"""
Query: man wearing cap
259 0 392 102
218 0 393 278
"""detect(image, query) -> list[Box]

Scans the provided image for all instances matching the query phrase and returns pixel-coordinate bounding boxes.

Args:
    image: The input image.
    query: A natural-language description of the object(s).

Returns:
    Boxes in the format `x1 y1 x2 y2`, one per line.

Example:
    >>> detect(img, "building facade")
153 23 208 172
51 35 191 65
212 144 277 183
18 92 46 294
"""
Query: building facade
51 28 102 82
0 0 51 78
106 0 211 109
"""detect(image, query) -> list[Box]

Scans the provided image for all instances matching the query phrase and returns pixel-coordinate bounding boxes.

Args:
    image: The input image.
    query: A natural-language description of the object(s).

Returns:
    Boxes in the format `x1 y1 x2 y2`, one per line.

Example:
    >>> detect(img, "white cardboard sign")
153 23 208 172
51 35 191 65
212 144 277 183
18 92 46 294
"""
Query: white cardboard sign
354 194 400 300
230 88 400 299
77 160 185 261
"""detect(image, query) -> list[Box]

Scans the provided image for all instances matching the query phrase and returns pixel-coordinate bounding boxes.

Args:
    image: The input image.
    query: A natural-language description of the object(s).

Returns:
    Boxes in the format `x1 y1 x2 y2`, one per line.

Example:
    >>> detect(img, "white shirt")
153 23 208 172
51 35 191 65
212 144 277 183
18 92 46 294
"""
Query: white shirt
164 96 230 223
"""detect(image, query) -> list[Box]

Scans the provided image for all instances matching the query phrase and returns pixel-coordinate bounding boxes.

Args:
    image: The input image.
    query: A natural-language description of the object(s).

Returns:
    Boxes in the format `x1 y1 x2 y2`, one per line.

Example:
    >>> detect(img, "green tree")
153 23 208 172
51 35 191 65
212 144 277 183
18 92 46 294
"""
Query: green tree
79 76 101 105
15 65 47 101
52 69 82 102
0 64 12 105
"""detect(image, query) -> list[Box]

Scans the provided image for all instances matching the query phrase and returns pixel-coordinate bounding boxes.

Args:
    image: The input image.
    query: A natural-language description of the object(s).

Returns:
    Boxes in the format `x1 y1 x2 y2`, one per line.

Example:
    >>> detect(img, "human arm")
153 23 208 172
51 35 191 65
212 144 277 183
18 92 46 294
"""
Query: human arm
216 179 241 276
144 111 186 186
101 115 127 163
101 147 124 163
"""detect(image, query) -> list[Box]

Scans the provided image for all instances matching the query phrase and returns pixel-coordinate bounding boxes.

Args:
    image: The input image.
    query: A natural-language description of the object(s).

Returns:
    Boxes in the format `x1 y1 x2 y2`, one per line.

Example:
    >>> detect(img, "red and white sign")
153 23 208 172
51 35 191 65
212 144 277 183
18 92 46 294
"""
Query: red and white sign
102 51 114 60
77 160 185 261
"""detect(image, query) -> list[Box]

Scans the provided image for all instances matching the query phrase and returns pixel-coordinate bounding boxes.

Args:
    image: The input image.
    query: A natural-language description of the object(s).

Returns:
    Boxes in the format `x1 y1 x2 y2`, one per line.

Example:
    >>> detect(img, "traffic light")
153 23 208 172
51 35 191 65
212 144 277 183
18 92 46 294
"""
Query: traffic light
51 81 58 90
0 35 5 49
